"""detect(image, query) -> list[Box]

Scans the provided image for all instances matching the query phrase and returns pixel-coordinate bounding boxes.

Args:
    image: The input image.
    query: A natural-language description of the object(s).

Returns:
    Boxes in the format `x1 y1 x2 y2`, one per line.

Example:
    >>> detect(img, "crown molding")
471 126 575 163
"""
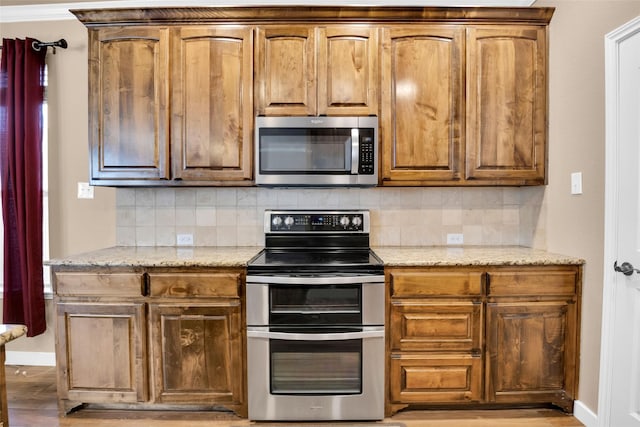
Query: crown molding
2 0 536 23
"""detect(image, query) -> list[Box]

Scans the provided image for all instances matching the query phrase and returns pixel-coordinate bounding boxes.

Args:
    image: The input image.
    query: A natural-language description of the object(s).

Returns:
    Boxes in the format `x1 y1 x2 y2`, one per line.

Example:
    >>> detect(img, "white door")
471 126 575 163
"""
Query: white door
599 16 640 427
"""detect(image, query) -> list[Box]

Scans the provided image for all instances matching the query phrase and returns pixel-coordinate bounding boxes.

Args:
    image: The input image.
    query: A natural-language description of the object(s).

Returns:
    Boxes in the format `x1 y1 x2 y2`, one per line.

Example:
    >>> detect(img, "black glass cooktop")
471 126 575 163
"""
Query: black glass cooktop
247 249 383 274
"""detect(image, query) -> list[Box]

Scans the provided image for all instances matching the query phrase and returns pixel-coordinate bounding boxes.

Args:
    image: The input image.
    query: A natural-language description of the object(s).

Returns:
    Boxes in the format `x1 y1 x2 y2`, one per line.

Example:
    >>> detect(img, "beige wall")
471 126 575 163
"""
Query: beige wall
537 0 640 413
2 0 640 417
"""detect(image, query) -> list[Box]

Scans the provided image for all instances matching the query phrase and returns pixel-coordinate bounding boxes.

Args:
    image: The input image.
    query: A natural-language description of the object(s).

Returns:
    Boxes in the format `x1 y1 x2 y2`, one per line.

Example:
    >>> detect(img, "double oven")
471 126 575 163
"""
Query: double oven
246 210 385 421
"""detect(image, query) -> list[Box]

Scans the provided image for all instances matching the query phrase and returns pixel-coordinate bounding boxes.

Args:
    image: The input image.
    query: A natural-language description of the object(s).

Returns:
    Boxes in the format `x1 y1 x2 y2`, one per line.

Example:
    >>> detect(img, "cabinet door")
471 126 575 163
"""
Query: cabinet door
88 27 170 182
317 26 378 116
466 26 547 184
486 300 577 411
149 303 244 410
56 302 147 404
256 26 316 116
172 26 253 183
381 26 464 184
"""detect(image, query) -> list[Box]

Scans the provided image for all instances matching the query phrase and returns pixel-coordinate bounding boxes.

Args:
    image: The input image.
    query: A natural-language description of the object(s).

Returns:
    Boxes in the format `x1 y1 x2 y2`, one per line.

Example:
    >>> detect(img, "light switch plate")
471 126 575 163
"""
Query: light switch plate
571 172 583 195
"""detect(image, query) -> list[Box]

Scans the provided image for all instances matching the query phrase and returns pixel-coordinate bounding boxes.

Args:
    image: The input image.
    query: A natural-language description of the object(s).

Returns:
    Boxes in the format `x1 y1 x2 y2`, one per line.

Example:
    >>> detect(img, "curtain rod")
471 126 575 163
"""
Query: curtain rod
0 38 68 54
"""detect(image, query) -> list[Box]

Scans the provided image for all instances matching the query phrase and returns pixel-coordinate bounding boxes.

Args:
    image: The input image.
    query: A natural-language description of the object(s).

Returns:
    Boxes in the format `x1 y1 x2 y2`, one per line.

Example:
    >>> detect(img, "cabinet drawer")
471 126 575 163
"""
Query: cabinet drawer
55 272 143 297
390 300 482 352
390 271 483 297
389 353 482 403
487 270 577 296
148 273 240 298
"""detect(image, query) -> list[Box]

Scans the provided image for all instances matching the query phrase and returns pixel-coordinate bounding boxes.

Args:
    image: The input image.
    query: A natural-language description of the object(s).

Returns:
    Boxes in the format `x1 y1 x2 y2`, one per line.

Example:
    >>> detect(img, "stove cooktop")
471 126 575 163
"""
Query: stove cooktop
248 209 383 275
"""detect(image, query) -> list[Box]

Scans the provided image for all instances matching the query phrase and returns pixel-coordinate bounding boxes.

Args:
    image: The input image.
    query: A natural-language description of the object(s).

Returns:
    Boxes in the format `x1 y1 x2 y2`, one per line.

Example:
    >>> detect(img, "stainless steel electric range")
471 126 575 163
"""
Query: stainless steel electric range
246 209 384 421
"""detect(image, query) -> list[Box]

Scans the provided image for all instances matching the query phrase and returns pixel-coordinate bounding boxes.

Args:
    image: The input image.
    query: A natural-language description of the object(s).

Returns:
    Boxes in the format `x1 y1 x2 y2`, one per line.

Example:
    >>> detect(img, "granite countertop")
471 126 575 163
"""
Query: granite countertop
47 245 584 268
372 246 585 266
46 246 263 268
0 324 27 346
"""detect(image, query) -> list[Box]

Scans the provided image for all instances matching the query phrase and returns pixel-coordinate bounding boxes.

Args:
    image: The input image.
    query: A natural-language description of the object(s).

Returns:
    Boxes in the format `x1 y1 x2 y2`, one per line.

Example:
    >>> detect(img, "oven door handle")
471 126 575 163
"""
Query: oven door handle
246 275 384 285
247 328 384 341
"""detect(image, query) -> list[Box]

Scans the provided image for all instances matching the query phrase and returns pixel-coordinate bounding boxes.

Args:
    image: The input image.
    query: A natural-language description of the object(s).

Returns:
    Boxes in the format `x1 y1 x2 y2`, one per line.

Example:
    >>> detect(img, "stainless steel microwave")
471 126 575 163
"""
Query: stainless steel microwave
254 116 378 187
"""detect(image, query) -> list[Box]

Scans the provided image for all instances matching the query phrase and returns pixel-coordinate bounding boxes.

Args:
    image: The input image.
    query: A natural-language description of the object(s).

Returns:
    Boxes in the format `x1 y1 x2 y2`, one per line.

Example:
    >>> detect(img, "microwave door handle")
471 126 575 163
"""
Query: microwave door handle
247 328 384 341
351 128 359 175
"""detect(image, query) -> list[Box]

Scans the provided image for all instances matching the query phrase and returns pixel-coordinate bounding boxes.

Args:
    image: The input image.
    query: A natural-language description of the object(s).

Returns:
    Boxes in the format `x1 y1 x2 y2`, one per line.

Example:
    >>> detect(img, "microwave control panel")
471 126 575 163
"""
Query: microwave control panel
358 129 375 175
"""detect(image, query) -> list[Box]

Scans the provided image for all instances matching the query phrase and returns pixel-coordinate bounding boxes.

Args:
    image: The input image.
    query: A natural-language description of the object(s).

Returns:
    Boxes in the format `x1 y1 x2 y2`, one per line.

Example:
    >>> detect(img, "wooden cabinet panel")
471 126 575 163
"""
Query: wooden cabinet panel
317 26 378 116
487 270 577 296
55 272 143 297
148 272 241 298
148 303 244 408
390 353 482 403
89 27 170 182
390 270 483 297
256 26 316 116
381 26 464 183
56 302 147 404
172 26 253 182
390 300 482 352
466 26 547 183
486 300 577 411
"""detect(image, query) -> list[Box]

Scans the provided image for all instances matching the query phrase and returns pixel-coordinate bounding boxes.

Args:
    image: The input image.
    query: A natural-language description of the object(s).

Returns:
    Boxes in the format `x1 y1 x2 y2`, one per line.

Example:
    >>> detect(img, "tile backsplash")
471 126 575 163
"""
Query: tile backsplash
116 187 546 248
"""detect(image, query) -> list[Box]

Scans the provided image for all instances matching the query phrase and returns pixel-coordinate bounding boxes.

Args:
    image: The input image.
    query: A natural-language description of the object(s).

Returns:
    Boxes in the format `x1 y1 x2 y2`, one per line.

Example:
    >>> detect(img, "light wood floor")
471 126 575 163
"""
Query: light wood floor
5 365 584 427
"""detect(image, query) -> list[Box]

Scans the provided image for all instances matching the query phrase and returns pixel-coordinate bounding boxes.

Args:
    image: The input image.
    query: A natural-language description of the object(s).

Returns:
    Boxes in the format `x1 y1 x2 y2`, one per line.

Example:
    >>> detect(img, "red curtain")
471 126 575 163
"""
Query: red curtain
0 38 47 337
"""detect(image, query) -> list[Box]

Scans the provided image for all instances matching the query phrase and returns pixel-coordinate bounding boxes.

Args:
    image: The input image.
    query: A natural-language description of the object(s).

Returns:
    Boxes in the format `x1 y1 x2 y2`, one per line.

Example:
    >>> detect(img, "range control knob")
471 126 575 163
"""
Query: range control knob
284 216 295 227
272 216 283 227
340 216 350 228
351 216 363 227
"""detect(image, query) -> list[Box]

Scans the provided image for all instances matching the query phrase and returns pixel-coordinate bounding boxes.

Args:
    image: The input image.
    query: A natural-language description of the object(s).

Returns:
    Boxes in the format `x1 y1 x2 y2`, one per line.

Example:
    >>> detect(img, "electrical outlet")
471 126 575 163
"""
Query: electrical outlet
176 234 194 246
77 182 94 199
447 233 464 245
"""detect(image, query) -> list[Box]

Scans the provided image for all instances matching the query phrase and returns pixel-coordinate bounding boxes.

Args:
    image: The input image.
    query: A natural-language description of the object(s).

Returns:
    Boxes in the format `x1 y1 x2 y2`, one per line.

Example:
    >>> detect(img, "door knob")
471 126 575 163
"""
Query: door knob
614 261 640 276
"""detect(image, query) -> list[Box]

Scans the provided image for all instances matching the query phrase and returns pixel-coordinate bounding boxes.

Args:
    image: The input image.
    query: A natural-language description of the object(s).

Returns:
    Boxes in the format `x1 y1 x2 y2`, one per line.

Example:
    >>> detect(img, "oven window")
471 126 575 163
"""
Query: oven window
259 128 351 174
270 338 362 395
269 284 362 325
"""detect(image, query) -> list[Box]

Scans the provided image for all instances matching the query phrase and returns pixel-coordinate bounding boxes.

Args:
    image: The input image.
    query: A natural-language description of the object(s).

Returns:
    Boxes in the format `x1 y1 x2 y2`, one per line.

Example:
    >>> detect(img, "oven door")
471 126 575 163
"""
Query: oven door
247 327 384 421
246 274 385 327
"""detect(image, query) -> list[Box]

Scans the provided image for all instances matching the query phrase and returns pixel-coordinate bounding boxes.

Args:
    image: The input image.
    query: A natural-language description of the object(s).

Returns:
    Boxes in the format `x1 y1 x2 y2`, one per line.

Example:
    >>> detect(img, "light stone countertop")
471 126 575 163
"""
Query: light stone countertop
0 324 27 346
47 245 584 268
46 246 263 268
372 246 585 266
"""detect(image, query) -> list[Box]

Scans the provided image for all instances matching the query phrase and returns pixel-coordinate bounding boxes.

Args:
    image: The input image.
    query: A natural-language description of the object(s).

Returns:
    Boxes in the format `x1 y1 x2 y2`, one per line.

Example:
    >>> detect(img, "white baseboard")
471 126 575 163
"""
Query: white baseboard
574 400 598 427
4 351 56 367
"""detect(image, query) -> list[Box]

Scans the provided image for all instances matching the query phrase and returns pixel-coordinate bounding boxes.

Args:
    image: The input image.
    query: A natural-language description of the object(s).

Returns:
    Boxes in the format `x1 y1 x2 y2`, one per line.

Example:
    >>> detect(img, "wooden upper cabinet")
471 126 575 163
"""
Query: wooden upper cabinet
381 27 464 184
317 27 378 116
171 26 253 182
256 26 316 116
256 26 378 116
89 27 170 182
466 26 547 184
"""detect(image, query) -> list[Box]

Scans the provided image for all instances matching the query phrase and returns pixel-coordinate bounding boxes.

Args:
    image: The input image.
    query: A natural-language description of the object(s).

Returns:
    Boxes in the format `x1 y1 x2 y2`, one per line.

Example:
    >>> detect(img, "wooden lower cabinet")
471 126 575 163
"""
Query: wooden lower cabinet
485 269 579 412
55 301 148 410
387 265 581 416
53 267 246 417
148 303 244 411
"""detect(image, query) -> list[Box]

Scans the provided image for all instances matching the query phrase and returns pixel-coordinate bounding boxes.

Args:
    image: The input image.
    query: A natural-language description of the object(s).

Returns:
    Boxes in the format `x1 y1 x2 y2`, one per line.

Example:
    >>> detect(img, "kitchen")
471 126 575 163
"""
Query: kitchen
0 0 639 426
